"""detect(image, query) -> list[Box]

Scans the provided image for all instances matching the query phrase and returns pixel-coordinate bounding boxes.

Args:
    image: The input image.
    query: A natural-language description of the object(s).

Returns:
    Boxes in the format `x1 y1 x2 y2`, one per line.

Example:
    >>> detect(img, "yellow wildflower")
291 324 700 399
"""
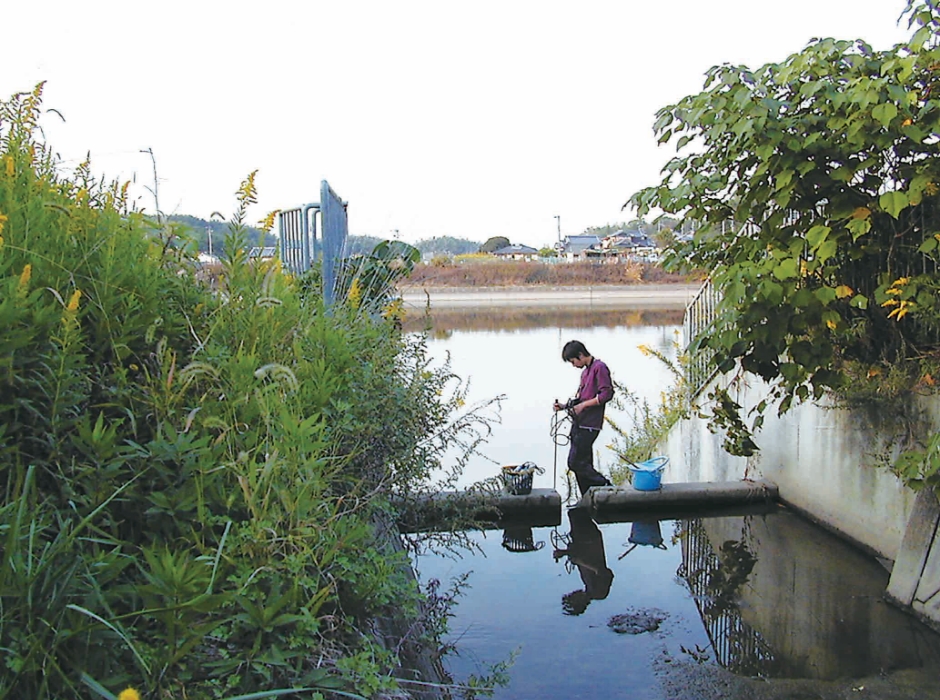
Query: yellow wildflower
66 289 82 312
4 156 13 178
382 298 404 322
347 277 362 309
826 318 838 330
637 344 652 357
926 182 939 196
18 263 31 289
117 689 141 700
237 171 259 206
259 209 280 233
0 212 7 235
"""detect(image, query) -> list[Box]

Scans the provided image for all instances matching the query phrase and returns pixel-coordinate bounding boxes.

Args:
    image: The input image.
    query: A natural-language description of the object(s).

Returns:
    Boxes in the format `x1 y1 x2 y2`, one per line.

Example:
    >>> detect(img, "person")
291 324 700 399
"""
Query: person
553 507 614 615
553 340 614 495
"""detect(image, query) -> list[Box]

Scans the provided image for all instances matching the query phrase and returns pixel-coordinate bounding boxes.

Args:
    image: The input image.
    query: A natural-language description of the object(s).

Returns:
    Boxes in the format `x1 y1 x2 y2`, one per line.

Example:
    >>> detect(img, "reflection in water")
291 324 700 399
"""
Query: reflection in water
620 520 668 558
501 525 545 553
552 508 614 616
677 518 776 677
402 306 684 335
677 513 940 680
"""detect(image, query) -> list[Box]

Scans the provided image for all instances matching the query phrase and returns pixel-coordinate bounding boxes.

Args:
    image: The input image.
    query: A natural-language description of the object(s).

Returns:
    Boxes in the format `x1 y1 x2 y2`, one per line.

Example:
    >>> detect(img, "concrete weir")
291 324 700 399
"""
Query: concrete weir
397 480 779 531
580 480 780 518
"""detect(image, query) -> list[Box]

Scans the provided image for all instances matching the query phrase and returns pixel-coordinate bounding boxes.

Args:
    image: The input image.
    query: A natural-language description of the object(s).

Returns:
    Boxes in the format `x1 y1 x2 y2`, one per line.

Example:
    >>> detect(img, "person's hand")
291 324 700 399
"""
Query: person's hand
553 400 562 412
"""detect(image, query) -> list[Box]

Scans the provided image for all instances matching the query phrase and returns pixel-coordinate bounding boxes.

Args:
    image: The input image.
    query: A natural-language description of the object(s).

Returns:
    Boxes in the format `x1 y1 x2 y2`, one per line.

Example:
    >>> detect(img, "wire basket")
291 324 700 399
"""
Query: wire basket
501 462 543 495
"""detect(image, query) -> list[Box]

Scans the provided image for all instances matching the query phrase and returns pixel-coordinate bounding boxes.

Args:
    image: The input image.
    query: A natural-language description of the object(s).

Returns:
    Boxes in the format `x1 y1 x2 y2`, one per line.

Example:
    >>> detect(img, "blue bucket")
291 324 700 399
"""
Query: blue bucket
628 456 669 491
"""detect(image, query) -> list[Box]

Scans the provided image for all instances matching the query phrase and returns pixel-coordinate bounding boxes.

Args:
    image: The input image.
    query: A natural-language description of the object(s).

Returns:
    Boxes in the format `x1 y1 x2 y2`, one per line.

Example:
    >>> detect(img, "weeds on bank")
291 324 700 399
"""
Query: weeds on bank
0 84 505 699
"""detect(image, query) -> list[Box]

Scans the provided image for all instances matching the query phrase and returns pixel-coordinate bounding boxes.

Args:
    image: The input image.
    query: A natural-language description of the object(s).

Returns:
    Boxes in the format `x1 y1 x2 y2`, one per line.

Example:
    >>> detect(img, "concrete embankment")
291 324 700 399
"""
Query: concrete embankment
399 283 700 310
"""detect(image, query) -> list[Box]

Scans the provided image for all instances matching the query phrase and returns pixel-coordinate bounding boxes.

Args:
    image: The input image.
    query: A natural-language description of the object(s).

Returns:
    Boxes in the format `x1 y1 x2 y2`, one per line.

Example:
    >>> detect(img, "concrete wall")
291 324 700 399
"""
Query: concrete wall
664 373 925 561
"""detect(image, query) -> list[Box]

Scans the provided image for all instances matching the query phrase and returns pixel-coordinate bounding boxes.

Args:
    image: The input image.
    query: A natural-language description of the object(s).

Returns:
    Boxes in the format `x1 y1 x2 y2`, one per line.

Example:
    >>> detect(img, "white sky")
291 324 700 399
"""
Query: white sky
3 1 913 248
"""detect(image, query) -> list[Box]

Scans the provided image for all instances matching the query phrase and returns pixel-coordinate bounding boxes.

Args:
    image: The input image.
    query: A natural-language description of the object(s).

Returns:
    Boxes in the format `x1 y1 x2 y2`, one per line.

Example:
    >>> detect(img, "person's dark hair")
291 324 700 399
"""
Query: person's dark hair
562 340 590 362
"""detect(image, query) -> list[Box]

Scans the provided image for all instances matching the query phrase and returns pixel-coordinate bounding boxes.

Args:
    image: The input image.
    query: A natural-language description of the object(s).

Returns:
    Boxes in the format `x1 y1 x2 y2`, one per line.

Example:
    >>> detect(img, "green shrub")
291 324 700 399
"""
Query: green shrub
0 85 480 700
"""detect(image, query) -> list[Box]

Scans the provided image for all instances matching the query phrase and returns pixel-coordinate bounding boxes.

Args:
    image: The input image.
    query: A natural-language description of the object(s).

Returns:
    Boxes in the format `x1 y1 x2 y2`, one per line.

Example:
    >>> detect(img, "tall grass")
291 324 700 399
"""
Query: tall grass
0 84 492 699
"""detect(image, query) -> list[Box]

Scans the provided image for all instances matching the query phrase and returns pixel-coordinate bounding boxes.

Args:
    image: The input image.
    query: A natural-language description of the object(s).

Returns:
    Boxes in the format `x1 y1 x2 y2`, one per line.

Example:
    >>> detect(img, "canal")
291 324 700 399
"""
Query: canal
405 303 940 700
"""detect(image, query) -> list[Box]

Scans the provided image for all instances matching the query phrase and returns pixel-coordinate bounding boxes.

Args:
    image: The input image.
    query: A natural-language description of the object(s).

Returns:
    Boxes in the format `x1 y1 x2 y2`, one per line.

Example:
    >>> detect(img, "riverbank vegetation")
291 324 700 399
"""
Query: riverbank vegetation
629 0 940 488
0 84 498 699
403 258 691 288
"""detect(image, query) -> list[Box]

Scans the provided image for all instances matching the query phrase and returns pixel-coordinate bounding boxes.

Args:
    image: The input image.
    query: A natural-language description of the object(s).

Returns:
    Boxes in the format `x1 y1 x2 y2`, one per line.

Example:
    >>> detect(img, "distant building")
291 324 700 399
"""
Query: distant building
247 246 278 261
555 235 601 260
492 244 539 261
600 230 658 261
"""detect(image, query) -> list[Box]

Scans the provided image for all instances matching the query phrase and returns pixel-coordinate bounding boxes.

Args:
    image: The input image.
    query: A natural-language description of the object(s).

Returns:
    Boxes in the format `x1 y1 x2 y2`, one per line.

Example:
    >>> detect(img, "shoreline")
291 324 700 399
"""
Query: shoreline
399 283 701 310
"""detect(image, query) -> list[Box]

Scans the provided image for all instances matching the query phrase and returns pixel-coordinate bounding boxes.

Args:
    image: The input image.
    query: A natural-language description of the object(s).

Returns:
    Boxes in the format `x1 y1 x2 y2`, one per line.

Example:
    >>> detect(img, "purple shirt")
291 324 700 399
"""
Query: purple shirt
576 357 613 430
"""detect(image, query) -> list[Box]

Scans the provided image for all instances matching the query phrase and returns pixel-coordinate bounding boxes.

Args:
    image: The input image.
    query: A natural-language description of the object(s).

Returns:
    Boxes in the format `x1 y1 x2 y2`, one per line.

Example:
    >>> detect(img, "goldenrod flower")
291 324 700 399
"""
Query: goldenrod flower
826 318 838 330
259 209 280 233
0 212 7 235
382 298 404 322
926 182 939 196
638 344 652 357
18 263 31 289
3 156 13 178
237 171 259 206
66 289 81 312
347 277 362 309
117 688 141 700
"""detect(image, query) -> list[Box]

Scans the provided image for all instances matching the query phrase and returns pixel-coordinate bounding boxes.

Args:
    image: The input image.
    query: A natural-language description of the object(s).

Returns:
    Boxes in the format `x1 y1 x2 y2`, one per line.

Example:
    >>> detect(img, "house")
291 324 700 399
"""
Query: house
555 235 601 260
600 230 659 261
247 246 278 261
492 244 539 261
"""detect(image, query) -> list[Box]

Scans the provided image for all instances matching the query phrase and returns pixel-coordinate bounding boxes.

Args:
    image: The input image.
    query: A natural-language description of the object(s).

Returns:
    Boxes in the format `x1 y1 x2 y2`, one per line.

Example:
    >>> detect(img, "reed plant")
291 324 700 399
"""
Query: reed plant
0 84 494 699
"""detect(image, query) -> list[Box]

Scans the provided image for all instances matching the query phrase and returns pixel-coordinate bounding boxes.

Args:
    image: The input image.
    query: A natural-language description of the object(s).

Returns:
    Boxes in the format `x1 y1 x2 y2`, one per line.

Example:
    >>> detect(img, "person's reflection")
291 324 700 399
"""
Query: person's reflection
553 507 614 615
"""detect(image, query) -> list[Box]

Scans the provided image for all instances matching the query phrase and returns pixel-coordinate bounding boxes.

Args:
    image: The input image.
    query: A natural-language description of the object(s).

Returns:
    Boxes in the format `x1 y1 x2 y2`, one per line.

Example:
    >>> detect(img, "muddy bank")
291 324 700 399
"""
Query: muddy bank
399 283 701 310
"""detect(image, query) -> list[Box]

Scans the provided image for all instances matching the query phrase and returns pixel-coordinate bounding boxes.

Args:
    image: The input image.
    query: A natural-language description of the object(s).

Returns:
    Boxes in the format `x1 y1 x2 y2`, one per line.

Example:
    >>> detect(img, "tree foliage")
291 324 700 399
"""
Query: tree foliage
479 235 510 253
414 235 479 256
628 0 940 451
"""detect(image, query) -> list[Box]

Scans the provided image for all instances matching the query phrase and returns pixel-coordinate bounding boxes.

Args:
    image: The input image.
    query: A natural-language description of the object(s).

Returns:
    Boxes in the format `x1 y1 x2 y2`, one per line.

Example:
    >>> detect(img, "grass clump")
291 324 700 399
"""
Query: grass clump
0 84 494 700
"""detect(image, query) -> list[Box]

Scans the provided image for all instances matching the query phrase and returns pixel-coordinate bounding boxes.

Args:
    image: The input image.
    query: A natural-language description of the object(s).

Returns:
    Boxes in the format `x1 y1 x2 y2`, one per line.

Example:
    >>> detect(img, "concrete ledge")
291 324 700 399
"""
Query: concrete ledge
581 480 779 517
396 488 562 532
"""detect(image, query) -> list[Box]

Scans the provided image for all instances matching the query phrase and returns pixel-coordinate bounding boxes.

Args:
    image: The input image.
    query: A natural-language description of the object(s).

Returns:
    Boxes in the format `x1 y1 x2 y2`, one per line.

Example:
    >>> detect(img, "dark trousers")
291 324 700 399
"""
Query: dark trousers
567 426 611 495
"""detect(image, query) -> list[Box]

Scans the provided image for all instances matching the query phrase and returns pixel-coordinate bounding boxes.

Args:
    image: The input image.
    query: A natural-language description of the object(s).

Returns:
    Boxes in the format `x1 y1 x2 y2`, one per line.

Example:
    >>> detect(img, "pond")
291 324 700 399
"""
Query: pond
406 303 940 699
410 506 940 699
409 306 684 492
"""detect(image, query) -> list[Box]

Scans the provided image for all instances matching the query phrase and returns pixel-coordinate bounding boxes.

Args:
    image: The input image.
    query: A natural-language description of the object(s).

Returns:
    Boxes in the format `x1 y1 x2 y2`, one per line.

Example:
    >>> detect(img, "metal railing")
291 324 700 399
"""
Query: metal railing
278 180 348 306
684 277 720 399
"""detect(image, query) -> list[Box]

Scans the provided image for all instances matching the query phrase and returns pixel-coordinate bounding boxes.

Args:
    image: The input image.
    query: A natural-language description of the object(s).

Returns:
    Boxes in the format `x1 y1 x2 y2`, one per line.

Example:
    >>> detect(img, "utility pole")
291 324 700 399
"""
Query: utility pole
554 215 561 244
206 224 213 258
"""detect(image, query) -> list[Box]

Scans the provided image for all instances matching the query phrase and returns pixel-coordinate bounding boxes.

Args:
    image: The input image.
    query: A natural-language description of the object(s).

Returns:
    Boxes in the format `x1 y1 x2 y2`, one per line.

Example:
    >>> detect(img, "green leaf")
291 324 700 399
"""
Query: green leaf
816 239 838 263
772 257 799 280
806 225 831 249
918 237 938 254
871 102 898 128
850 294 869 310
879 190 909 219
